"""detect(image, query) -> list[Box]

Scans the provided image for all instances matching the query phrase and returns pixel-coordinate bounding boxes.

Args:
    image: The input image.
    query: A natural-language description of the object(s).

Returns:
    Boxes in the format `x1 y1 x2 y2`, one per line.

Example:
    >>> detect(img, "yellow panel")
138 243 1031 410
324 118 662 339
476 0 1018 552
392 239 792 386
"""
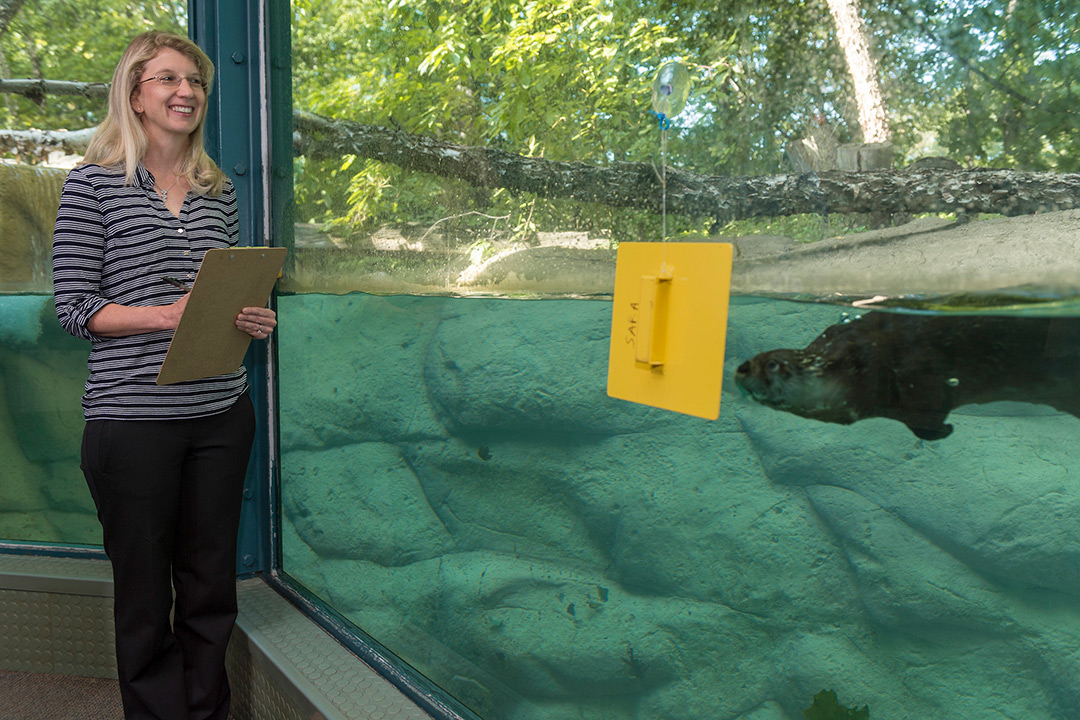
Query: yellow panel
607 242 733 419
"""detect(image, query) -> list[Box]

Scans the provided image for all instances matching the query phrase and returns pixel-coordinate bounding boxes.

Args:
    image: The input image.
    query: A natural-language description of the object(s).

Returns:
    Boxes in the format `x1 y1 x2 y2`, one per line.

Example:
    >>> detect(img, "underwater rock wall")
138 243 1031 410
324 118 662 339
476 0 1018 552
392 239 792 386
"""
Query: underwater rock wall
277 293 1080 720
0 295 98 544
3 285 1078 717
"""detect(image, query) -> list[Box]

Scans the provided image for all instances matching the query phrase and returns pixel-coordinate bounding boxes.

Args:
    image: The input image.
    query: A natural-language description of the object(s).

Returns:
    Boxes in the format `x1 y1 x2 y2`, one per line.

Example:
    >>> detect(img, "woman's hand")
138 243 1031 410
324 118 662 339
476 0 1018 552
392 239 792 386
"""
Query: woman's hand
236 306 277 339
166 293 189 328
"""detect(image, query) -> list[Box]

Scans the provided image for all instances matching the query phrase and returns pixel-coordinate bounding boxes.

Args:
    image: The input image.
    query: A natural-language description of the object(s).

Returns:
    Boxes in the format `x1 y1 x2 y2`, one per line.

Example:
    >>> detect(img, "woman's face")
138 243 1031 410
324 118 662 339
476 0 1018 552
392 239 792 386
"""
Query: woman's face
130 47 205 145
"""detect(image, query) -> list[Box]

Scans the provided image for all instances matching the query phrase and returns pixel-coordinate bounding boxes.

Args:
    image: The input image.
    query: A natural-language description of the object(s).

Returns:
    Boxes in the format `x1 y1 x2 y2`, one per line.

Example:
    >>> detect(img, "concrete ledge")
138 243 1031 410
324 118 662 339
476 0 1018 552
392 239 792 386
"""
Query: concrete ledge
231 577 432 720
0 553 432 720
0 553 113 597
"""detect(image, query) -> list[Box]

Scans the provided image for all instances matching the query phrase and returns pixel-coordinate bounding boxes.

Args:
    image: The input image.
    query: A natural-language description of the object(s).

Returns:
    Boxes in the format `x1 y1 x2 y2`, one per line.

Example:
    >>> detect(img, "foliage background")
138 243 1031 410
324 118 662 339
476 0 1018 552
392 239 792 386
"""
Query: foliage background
1 0 1077 242
288 0 1079 242
0 0 185 130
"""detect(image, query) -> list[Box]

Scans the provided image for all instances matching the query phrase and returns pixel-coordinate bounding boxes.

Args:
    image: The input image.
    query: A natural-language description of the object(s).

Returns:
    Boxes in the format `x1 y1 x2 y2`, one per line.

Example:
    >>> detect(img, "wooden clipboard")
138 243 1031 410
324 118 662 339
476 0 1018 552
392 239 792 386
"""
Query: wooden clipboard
156 247 287 385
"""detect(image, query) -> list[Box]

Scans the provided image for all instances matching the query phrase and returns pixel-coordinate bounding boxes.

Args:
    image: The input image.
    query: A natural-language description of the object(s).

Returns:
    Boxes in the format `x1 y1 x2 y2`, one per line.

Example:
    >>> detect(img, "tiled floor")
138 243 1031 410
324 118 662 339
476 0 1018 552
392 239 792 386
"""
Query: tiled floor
0 669 123 719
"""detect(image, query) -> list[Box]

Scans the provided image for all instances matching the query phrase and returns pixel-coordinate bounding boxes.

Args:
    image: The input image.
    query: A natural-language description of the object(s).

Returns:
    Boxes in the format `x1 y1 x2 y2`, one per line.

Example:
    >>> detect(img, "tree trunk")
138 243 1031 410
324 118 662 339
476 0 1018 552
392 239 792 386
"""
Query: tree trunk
825 0 890 143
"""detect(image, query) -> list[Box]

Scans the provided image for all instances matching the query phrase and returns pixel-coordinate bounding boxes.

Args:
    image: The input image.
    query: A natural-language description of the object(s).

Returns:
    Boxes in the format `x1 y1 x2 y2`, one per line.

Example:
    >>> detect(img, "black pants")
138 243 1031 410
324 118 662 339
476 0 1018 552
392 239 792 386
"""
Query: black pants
81 393 255 720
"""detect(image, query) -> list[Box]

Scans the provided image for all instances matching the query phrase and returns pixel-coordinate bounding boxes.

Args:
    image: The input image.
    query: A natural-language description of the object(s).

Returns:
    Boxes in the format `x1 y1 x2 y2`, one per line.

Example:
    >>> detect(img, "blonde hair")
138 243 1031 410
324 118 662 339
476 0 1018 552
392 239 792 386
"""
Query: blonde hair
82 30 226 196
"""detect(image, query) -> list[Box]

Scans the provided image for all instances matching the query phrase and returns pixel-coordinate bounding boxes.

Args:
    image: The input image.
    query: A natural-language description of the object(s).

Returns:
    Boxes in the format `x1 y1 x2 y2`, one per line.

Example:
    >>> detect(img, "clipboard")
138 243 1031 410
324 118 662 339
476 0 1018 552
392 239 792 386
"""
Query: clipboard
156 247 288 385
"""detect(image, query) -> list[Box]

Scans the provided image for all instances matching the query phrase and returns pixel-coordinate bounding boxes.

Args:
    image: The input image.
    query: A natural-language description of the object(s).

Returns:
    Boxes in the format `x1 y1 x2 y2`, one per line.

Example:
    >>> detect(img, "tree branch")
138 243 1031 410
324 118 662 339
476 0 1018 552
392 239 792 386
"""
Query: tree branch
0 78 110 103
893 6 1040 108
294 110 1080 221
4 86 1078 222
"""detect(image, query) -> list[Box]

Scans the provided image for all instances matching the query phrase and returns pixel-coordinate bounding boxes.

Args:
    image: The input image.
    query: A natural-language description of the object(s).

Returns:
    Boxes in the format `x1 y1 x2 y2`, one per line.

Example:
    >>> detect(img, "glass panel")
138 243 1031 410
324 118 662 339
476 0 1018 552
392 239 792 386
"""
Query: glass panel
282 2 1079 719
0 3 187 546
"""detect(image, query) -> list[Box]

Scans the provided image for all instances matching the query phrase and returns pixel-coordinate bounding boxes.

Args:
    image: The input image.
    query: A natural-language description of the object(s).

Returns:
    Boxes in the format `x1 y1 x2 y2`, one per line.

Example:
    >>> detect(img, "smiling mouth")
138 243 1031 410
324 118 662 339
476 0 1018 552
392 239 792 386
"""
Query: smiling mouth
170 105 194 115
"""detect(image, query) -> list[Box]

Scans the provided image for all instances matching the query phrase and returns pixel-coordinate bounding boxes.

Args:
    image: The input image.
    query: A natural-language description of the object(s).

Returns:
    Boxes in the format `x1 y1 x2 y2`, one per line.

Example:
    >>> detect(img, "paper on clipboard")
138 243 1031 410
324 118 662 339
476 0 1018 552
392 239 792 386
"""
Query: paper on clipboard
156 247 287 385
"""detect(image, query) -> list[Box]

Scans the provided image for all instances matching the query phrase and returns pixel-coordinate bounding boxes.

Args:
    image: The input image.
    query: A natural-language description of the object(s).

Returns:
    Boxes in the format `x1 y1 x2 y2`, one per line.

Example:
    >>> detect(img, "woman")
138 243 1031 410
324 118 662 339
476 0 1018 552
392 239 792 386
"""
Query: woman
52 30 275 720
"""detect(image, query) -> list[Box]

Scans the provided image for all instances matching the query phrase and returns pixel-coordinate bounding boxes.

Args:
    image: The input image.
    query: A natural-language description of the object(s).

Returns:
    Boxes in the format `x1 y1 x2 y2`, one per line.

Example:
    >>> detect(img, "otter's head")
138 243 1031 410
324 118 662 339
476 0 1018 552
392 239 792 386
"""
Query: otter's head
735 349 857 424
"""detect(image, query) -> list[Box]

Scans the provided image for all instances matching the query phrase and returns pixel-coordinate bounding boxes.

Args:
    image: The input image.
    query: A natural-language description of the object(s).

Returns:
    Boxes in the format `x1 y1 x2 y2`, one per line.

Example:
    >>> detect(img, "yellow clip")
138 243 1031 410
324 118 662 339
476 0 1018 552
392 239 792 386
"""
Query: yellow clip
634 263 674 370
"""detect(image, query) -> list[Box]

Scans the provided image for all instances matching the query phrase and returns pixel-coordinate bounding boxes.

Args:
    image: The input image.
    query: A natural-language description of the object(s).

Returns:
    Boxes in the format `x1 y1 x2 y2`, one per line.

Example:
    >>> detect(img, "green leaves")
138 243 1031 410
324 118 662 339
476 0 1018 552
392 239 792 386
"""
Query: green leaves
0 0 186 138
292 0 700 232
286 0 1080 235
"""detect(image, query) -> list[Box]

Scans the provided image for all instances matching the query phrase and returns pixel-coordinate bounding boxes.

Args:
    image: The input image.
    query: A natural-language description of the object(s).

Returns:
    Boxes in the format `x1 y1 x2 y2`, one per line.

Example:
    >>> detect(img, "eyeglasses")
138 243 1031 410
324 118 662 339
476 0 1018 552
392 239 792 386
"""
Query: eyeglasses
139 74 208 91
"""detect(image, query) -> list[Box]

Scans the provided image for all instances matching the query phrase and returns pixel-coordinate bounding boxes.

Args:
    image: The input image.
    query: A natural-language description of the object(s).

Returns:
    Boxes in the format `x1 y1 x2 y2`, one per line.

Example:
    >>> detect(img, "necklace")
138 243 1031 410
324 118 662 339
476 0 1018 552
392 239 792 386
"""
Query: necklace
155 175 180 203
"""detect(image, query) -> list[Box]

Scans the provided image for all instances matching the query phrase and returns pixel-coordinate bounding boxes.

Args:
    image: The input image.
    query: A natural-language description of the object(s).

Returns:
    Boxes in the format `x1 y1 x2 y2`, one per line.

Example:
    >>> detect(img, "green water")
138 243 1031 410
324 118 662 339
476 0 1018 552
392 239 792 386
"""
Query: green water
4 288 1079 718
274 291 1080 720
0 294 99 547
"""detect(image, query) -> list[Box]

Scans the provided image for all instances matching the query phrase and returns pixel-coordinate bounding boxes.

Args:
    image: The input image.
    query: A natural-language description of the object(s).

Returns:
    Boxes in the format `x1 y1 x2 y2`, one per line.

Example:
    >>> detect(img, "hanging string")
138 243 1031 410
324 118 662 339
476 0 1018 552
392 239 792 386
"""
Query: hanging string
648 59 730 248
661 121 668 244
644 110 671 243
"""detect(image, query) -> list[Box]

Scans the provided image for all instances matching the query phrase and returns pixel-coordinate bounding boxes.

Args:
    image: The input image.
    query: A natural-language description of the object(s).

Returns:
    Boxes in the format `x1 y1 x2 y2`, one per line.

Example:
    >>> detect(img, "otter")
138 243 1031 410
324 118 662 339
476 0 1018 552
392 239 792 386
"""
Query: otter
734 312 1080 440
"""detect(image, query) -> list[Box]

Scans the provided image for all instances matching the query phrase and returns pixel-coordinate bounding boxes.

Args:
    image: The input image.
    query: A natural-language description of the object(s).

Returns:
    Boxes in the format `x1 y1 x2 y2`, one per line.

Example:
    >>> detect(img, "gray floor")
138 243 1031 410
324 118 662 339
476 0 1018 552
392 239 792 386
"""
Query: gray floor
0 669 124 720
0 669 245 720
1 554 435 720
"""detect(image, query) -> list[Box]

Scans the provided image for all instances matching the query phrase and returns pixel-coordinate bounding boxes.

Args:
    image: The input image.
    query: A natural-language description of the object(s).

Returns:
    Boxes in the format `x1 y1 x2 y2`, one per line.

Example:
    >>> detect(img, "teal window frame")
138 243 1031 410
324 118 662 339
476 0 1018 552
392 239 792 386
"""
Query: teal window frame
189 2 472 717
189 0 278 578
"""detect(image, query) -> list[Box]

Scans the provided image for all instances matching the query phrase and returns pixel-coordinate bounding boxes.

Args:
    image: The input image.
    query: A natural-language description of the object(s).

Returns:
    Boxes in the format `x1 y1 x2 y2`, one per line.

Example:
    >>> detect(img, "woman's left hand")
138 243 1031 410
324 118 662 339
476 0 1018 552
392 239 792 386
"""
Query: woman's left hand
236 307 277 339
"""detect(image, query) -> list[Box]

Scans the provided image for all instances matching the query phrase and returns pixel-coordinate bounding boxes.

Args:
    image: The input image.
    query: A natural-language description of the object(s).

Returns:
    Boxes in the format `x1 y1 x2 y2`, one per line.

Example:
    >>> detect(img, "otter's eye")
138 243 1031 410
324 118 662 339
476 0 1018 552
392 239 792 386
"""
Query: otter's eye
766 360 780 373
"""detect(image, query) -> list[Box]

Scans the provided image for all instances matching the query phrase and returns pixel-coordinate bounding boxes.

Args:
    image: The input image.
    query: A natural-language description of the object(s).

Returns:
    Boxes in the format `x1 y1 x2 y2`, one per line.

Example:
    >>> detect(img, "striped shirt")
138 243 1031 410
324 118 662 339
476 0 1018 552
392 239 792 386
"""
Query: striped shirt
53 163 247 421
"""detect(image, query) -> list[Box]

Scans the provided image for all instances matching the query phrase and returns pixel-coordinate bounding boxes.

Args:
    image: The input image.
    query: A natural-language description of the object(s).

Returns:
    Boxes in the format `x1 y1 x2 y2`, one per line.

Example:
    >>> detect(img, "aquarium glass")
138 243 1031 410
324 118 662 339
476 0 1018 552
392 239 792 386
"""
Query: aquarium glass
278 2 1080 719
0 3 188 547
